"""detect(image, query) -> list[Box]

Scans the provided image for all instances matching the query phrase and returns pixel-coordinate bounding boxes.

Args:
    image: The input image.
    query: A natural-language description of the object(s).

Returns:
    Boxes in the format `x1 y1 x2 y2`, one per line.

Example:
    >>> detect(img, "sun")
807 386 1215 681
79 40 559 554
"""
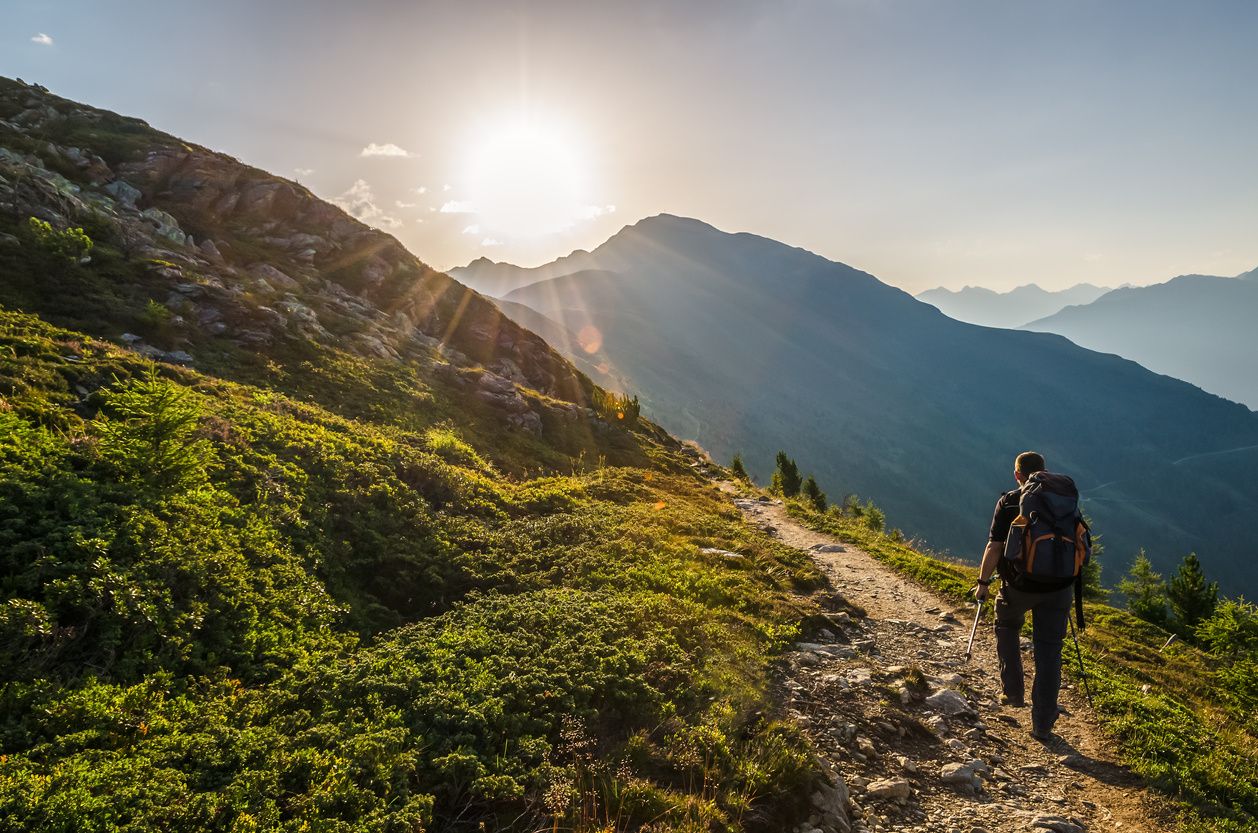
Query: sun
463 117 591 239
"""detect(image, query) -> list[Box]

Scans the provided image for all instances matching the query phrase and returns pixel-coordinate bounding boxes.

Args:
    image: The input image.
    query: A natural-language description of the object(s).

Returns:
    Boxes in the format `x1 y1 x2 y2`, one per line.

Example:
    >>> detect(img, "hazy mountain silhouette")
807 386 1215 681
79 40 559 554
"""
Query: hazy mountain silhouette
917 283 1113 328
452 250 602 297
496 215 1258 592
1023 268 1258 409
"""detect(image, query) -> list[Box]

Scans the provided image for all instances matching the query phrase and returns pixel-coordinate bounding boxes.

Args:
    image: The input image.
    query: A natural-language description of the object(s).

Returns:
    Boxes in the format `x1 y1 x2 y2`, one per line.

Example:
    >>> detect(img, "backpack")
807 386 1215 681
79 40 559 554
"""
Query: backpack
1002 471 1092 625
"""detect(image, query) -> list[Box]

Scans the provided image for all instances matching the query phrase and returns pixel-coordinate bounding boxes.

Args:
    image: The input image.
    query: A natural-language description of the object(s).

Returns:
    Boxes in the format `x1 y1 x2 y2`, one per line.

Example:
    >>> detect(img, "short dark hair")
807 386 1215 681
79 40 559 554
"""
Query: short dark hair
1015 451 1045 475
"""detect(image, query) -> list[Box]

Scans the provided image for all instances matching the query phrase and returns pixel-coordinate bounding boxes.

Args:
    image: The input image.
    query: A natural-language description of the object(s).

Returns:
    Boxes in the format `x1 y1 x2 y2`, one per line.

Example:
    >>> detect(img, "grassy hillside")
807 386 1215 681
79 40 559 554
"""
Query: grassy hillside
0 307 829 831
784 498 1257 833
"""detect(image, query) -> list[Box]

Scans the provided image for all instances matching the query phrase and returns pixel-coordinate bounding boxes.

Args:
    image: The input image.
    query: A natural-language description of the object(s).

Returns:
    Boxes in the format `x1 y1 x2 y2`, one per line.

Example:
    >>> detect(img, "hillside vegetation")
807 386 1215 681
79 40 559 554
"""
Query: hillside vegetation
0 307 832 831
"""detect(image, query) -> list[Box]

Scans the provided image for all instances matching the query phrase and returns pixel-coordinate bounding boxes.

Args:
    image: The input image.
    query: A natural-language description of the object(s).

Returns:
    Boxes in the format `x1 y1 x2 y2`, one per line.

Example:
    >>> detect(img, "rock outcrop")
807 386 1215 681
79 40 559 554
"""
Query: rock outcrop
0 76 610 437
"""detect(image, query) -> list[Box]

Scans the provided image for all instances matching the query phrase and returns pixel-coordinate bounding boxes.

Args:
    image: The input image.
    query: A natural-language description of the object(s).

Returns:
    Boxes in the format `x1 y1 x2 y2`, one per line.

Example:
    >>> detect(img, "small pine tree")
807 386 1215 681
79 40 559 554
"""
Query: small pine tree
1117 549 1168 625
729 453 750 483
863 500 885 533
92 367 216 495
801 474 827 511
1081 515 1107 600
1167 553 1219 636
772 451 802 497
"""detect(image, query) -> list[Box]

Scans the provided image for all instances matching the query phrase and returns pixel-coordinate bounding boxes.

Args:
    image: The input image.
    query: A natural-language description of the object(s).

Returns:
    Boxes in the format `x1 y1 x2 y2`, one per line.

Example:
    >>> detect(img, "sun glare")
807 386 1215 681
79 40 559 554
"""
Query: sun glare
464 118 591 239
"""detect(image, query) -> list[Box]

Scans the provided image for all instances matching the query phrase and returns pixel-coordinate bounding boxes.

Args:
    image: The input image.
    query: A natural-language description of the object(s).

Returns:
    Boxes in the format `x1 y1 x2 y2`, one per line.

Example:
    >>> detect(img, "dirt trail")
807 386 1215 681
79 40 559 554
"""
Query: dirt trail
727 489 1177 833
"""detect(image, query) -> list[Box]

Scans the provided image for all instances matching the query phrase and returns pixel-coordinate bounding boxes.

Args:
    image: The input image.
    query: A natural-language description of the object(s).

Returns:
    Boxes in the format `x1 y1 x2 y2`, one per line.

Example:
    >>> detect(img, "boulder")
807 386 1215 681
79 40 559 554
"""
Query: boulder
103 179 143 208
809 770 851 833
141 206 189 245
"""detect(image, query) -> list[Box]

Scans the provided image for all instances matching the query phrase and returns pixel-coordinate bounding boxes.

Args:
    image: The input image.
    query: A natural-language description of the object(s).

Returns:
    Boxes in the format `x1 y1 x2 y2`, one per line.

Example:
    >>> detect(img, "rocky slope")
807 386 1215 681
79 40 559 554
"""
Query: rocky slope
0 76 601 439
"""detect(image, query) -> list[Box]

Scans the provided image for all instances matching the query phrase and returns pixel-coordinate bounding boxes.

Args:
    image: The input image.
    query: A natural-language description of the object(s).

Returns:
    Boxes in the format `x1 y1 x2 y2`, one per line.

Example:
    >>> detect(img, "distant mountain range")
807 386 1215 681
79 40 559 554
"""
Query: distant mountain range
452 251 603 297
1023 267 1258 409
916 283 1114 328
482 215 1258 592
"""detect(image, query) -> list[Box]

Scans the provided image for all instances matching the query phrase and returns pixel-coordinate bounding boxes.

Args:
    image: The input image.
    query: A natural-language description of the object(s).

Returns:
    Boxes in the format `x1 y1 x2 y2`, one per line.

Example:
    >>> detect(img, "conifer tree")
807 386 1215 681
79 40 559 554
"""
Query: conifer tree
771 451 802 497
801 474 827 511
1080 515 1107 600
1117 549 1168 625
729 453 750 482
1167 553 1219 636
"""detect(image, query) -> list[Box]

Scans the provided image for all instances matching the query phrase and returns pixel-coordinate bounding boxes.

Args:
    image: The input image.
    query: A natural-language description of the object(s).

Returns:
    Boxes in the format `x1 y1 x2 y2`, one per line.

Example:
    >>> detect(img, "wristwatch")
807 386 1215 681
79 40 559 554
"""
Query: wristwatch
976 578 993 586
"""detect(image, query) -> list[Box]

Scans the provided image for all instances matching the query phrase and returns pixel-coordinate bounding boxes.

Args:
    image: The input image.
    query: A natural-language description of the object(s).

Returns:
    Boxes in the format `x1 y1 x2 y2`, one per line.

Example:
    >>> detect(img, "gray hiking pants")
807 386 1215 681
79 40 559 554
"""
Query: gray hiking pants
994 582 1074 733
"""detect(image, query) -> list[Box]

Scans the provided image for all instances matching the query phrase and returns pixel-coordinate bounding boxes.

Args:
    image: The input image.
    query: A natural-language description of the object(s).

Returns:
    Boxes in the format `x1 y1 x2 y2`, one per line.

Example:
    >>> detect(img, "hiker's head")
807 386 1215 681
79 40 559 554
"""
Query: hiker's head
1014 451 1045 484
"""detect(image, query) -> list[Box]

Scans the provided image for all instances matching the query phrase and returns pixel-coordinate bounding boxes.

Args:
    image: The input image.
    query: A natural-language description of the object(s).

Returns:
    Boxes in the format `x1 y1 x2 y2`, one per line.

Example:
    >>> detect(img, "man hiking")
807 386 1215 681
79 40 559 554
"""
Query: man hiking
972 451 1090 741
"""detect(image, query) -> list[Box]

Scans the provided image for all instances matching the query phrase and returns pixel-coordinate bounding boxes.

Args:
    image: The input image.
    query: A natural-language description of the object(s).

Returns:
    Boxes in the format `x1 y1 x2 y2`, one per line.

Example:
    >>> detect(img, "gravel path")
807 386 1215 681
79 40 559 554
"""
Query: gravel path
726 489 1177 833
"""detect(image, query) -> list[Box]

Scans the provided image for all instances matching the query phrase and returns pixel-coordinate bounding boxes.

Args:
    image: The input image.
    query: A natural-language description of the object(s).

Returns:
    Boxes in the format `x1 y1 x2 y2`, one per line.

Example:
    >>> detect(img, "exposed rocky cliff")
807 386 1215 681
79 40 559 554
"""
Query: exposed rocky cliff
0 76 606 437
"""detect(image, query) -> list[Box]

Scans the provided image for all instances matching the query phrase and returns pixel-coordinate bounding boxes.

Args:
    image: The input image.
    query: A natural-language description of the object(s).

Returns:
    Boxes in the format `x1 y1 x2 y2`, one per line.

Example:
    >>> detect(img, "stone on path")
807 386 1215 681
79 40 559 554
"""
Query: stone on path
925 688 973 715
1029 815 1086 833
864 778 912 800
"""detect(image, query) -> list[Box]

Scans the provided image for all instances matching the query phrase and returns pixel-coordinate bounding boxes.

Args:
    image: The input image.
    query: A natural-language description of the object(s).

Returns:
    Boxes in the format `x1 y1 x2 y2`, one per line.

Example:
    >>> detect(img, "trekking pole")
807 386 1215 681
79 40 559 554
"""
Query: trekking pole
964 601 983 663
1068 615 1095 708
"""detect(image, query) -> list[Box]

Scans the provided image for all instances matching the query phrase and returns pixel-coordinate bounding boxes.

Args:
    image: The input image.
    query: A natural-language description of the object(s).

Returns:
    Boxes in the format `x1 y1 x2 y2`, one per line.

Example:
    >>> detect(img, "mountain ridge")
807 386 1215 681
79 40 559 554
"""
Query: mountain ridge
1023 267 1258 409
916 282 1114 328
482 215 1258 593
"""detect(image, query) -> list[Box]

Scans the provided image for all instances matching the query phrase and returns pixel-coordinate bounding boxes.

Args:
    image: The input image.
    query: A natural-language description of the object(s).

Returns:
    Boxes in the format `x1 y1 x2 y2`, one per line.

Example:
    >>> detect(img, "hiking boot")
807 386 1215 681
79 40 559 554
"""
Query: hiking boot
1000 693 1025 707
1030 725 1054 742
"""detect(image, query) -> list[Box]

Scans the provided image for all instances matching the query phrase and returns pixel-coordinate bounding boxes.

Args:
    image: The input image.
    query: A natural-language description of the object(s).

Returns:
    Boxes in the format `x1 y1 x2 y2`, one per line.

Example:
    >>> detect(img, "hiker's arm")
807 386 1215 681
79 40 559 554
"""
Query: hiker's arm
972 540 1002 601
978 540 1001 583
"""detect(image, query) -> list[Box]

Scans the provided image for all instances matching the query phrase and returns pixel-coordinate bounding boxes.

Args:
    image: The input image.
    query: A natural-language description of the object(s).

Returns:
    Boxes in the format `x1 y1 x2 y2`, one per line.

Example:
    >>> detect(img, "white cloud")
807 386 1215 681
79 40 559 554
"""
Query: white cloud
440 200 476 214
442 184 452 192
481 237 502 247
31 33 53 46
414 186 428 195
360 142 415 158
331 179 402 230
462 224 482 235
293 167 315 177
578 204 618 220
395 200 417 208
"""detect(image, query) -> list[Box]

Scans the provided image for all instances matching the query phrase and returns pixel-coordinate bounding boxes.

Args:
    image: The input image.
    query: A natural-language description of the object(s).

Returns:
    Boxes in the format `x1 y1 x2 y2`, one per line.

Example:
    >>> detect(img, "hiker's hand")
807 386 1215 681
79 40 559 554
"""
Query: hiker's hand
972 582 990 603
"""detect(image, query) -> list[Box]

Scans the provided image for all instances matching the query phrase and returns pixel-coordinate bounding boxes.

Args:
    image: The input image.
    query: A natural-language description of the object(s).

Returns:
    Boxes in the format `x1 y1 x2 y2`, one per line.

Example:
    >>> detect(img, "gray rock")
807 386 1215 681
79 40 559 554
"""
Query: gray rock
141 207 189 245
700 547 746 561
248 263 299 291
103 179 142 207
925 689 973 716
810 770 852 833
809 544 847 553
199 238 224 262
120 332 142 344
1029 816 1085 833
0 232 19 247
894 755 918 774
864 779 911 801
165 350 194 364
940 760 985 789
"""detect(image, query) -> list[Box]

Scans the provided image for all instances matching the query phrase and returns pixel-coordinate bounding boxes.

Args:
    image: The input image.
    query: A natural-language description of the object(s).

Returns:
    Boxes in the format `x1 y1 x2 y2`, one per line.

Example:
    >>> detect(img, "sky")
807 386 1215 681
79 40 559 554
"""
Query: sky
4 0 1257 292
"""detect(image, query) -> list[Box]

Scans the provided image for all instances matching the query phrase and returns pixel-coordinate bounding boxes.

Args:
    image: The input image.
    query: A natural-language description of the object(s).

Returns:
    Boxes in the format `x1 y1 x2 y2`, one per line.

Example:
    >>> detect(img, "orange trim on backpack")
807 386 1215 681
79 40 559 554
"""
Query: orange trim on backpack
1074 520 1087 574
1025 533 1057 573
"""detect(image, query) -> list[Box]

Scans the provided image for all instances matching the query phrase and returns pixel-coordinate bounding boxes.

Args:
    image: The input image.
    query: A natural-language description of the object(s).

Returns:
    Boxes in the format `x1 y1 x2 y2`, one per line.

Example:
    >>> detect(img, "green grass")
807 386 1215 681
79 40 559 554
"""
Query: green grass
0 307 827 832
786 498 1257 832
